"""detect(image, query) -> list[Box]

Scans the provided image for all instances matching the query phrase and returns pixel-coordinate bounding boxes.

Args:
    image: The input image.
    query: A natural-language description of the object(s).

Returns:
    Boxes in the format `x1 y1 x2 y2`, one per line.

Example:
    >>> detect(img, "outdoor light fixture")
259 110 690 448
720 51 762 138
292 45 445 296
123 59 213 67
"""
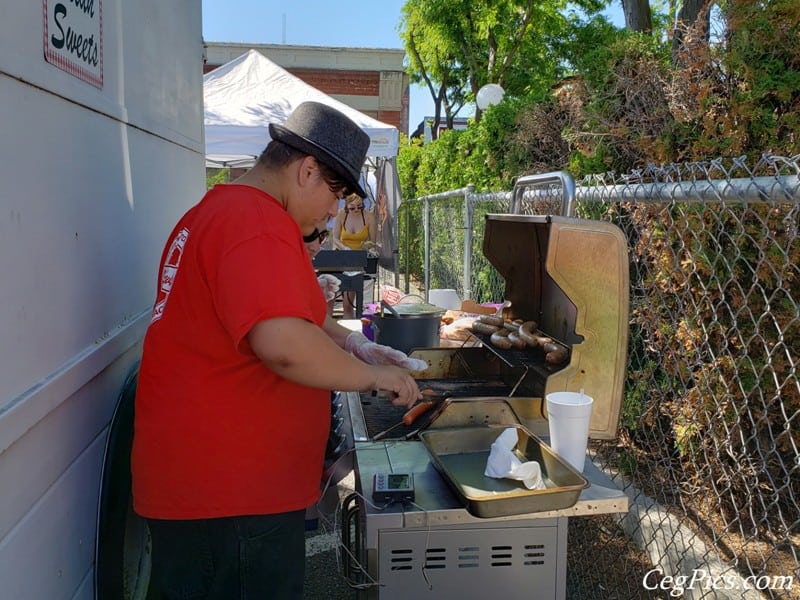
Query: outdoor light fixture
476 83 505 110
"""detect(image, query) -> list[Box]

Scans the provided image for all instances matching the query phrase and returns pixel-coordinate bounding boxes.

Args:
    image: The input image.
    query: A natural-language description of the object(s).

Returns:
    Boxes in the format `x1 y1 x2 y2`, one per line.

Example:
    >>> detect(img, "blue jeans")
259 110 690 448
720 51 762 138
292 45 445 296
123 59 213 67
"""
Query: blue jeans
146 510 306 599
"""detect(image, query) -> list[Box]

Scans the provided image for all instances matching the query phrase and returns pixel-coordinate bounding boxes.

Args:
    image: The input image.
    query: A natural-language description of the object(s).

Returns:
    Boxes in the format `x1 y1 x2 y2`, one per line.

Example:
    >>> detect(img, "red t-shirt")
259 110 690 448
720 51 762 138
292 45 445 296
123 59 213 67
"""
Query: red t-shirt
132 184 329 519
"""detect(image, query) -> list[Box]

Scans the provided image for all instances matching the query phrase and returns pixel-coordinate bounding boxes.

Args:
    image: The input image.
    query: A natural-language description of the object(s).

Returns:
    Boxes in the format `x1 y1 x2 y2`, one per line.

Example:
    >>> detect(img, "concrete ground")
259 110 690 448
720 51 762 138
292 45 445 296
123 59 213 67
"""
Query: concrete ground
303 471 360 600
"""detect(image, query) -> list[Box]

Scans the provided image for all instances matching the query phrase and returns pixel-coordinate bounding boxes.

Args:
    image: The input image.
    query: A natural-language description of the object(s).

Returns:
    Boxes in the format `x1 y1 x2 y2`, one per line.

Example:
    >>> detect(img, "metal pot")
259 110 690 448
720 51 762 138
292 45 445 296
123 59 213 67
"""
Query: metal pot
371 300 445 355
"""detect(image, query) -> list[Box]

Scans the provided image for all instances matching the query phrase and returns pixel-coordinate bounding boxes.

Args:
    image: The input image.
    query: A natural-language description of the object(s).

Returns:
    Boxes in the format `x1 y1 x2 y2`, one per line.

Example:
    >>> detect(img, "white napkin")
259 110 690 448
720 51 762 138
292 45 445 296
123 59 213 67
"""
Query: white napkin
484 428 546 490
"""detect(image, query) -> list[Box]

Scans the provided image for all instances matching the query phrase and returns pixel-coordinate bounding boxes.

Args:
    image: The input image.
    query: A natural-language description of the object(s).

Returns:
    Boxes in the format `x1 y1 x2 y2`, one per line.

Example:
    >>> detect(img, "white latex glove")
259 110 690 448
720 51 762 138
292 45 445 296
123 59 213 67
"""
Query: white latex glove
344 332 428 371
317 274 341 302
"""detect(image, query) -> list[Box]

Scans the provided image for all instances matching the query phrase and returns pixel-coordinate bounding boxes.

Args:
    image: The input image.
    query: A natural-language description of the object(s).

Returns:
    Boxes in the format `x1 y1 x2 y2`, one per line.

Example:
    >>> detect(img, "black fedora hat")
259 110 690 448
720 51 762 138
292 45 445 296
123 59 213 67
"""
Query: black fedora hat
269 101 369 198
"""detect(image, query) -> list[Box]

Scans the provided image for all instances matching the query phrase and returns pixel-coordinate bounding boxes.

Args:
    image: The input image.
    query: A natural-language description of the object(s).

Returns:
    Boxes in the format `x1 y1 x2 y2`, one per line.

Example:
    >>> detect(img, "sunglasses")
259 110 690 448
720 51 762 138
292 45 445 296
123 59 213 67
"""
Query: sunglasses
347 205 364 212
303 228 329 244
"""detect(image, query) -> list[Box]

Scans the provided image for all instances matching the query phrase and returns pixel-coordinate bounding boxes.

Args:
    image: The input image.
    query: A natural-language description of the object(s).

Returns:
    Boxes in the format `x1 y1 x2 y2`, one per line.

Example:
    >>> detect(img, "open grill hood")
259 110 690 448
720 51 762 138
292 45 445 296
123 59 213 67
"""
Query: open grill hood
481 214 630 439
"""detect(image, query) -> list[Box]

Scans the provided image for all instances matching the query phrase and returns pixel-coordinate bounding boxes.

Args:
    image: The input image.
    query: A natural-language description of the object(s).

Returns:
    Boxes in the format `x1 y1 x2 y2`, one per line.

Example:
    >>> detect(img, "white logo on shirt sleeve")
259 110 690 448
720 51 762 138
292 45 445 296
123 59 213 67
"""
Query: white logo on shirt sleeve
151 227 189 322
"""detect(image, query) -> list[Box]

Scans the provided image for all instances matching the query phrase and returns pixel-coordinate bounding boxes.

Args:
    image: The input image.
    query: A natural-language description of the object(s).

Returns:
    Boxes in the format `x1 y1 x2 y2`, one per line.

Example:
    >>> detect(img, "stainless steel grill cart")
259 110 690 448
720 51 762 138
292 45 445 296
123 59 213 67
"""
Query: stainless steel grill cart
340 397 628 599
338 206 631 599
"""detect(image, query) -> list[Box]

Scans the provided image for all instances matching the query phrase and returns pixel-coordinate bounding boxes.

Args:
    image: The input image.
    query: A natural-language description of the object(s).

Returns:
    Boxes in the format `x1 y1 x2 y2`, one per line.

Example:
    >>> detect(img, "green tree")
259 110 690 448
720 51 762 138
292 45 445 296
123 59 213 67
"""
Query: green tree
400 0 603 137
206 168 229 190
622 0 653 33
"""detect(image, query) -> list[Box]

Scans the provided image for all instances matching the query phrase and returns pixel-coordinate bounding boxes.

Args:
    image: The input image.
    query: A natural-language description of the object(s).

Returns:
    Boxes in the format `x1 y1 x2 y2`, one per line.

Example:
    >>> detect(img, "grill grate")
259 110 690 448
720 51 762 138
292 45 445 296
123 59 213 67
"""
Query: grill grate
360 378 514 439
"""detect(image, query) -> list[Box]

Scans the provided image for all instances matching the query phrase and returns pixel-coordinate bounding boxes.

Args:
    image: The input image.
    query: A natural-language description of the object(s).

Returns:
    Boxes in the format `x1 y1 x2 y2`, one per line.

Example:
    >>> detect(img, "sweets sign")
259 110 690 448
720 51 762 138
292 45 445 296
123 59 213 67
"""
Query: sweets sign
43 0 103 88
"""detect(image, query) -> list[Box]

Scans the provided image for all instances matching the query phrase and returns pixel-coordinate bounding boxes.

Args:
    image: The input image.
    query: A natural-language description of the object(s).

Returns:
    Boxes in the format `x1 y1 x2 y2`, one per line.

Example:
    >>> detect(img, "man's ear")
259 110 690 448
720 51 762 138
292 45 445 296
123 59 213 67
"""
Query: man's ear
296 155 319 189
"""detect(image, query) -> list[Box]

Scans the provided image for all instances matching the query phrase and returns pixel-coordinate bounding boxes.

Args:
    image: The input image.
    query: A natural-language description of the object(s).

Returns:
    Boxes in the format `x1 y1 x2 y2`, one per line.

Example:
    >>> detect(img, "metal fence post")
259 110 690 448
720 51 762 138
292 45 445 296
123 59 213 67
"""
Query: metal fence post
463 185 475 300
423 197 431 299
394 204 400 288
403 203 410 294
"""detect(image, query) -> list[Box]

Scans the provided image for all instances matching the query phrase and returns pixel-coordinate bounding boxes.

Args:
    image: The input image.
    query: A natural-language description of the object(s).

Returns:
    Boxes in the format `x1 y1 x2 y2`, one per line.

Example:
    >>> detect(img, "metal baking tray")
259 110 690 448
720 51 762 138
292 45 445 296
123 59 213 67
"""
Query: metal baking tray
418 424 589 518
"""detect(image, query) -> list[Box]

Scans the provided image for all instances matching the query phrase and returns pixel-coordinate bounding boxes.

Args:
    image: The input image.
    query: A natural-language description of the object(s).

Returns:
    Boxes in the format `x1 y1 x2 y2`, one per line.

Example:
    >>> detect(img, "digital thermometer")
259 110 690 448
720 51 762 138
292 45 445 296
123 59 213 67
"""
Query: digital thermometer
372 472 415 503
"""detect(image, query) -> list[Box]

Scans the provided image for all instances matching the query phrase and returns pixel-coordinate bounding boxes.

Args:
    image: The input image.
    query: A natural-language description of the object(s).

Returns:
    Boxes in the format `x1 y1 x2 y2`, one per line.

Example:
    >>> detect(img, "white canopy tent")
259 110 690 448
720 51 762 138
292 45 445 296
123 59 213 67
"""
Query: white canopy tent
203 49 402 272
204 49 399 167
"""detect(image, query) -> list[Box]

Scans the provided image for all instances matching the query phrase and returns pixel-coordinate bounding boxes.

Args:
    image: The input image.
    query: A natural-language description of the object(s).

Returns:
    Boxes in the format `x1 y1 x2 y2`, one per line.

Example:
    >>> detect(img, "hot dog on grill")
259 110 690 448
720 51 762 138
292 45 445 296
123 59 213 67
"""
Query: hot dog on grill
403 401 435 425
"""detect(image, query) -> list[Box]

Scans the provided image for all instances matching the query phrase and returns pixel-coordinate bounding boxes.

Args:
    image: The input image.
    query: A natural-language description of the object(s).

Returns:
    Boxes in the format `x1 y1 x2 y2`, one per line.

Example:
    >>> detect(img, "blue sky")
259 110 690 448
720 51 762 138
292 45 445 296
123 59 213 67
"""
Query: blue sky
201 0 623 135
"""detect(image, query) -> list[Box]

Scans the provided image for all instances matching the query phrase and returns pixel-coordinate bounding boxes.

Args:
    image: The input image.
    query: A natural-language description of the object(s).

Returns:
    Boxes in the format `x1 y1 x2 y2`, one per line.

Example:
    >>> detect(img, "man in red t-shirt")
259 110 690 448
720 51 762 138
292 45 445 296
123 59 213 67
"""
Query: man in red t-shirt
132 102 424 599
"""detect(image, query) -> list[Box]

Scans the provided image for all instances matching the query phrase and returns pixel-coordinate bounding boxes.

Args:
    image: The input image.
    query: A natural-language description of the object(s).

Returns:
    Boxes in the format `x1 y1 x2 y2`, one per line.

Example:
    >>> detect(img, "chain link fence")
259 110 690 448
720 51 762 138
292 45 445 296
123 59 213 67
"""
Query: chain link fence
397 154 799 599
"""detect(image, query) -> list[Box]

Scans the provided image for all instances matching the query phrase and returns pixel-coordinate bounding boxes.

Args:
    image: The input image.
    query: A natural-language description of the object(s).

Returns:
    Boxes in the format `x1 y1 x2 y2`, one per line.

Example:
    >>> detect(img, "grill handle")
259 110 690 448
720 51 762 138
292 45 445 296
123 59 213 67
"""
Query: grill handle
340 492 366 588
510 171 576 217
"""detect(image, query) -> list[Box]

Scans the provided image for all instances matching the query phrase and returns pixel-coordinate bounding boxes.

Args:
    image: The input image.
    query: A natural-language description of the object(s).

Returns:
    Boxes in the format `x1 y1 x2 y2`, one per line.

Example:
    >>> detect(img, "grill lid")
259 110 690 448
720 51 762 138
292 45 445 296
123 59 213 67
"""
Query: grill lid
482 214 629 440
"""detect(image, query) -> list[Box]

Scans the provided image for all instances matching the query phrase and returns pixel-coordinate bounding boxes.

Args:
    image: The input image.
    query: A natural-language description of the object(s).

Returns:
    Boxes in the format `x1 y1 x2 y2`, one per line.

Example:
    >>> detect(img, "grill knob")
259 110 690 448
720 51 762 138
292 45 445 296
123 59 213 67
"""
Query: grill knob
325 431 348 460
332 435 348 456
331 416 345 435
331 401 343 419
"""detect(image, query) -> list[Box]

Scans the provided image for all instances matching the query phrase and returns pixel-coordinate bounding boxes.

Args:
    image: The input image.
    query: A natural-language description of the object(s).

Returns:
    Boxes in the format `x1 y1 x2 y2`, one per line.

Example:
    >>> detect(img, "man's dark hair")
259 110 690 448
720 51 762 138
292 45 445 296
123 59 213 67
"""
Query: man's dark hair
258 140 351 196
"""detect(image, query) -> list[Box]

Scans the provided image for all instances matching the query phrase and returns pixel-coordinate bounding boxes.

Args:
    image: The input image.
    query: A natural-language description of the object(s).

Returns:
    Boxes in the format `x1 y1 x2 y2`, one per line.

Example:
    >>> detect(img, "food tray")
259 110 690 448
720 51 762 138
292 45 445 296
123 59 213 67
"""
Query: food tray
418 424 589 518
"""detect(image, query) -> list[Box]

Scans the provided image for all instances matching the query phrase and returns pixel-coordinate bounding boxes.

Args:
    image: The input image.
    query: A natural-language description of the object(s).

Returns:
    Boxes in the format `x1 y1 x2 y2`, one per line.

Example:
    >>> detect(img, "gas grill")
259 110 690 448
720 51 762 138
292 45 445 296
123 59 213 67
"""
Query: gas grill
337 204 632 599
349 350 522 441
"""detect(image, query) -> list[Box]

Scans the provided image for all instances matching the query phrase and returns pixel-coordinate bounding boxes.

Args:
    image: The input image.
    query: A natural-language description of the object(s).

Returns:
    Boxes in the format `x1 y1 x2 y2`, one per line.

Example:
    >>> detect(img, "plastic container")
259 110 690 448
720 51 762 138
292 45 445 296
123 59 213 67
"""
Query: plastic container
360 314 375 341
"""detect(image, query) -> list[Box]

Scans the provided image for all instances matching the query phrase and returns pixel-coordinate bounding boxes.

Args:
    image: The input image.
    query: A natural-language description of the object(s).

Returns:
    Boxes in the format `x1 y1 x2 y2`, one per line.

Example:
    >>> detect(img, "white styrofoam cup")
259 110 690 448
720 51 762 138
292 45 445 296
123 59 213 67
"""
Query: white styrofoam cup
545 391 594 472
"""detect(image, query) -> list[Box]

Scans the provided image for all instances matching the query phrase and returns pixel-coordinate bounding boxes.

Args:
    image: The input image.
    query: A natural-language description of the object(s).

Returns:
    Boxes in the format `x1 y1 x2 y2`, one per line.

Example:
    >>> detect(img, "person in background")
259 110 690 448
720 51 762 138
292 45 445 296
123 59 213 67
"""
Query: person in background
332 193 378 318
304 220 339 312
131 101 425 600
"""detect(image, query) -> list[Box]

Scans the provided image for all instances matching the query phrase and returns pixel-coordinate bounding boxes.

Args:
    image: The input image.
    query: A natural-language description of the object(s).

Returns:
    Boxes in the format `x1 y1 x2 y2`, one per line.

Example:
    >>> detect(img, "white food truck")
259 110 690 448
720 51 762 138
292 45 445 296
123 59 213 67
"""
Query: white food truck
0 1 205 598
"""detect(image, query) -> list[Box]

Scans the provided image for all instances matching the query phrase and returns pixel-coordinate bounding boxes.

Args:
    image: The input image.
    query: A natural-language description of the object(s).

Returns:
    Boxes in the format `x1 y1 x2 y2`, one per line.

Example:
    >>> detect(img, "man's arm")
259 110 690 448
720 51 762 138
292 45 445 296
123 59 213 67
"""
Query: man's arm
247 317 419 406
321 314 354 348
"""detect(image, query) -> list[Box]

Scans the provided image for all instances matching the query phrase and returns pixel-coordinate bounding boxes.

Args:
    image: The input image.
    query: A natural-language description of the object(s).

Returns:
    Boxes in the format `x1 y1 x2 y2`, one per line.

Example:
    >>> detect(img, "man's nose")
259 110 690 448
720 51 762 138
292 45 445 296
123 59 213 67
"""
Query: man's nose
327 199 339 217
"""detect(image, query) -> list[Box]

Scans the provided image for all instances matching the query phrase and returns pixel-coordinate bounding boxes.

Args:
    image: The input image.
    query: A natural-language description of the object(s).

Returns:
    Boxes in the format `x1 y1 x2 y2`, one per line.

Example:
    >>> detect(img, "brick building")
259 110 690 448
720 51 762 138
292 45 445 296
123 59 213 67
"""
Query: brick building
203 42 409 135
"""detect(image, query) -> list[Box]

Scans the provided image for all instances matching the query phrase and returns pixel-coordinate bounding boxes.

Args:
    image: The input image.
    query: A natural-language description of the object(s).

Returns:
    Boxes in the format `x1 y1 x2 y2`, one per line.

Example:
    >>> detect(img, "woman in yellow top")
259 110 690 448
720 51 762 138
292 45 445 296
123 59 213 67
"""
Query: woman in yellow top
332 193 378 318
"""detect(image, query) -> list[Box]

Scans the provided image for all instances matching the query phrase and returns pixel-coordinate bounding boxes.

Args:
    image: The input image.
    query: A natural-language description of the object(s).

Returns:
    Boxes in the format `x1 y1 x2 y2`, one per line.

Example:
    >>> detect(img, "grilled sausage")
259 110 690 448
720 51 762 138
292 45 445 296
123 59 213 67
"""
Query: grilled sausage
503 319 523 332
542 341 560 354
545 347 569 365
490 328 513 349
403 401 436 425
519 327 552 348
517 321 539 345
471 321 501 335
477 314 504 327
507 330 527 349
